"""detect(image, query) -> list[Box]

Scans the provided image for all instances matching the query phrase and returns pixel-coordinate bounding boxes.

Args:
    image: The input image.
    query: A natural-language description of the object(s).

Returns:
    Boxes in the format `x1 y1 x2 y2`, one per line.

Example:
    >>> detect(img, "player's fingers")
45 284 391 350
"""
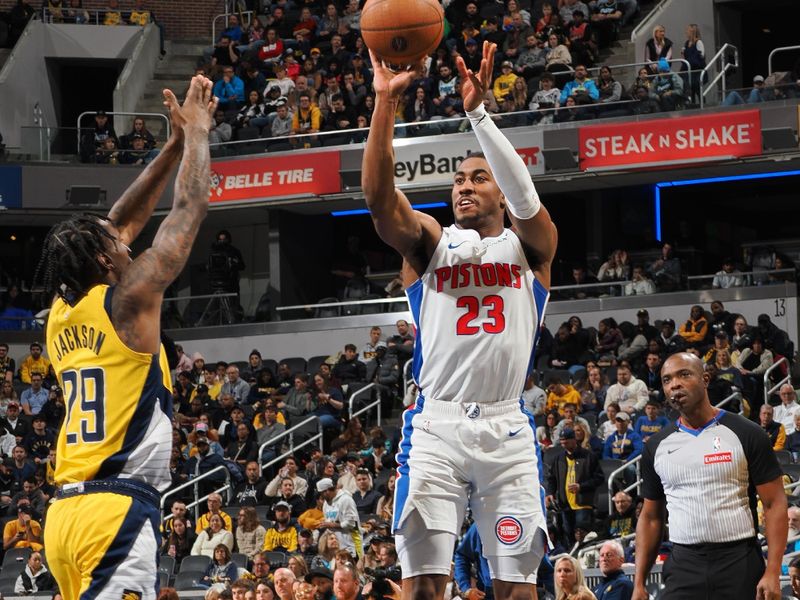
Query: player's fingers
208 96 220 117
202 78 213 105
187 76 200 102
454 55 468 79
368 48 383 72
163 88 178 109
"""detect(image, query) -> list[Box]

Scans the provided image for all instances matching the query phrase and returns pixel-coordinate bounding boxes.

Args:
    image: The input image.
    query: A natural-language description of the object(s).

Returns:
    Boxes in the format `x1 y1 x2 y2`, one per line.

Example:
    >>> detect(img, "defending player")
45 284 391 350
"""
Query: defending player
39 76 216 599
362 41 557 600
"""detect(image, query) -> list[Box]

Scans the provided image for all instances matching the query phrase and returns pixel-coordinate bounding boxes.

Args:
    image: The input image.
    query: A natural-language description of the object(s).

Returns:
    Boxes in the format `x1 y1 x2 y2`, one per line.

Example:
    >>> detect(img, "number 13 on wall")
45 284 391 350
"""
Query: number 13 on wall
61 368 106 445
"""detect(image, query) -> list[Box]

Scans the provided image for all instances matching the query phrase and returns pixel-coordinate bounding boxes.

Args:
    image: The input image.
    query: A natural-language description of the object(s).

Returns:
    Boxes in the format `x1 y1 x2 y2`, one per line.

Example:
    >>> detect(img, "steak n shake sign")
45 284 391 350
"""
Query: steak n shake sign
392 129 544 185
579 109 762 170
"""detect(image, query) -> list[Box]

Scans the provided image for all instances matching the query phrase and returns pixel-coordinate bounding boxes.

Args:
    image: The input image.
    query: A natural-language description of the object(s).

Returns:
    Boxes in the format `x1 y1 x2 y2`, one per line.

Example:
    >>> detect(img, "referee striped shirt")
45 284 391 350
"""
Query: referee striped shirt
640 409 782 544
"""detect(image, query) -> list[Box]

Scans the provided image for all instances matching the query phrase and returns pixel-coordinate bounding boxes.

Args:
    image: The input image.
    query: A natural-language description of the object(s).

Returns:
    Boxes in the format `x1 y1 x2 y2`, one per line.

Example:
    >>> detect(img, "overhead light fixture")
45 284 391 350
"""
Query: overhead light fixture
331 202 448 217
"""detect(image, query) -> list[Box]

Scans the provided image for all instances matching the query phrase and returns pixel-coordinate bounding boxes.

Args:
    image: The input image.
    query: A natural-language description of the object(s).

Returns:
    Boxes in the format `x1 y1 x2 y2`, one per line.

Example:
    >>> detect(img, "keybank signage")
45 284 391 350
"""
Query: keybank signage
392 129 544 185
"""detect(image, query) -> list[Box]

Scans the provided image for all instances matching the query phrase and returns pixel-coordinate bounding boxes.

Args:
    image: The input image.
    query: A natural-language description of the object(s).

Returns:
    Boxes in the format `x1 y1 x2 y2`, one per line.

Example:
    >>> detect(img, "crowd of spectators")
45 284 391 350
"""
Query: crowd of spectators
0 294 799 597
79 112 162 164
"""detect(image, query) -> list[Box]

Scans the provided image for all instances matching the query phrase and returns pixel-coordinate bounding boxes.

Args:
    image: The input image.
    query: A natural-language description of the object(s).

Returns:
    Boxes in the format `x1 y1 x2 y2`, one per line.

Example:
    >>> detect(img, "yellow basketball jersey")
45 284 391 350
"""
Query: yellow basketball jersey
46 284 173 491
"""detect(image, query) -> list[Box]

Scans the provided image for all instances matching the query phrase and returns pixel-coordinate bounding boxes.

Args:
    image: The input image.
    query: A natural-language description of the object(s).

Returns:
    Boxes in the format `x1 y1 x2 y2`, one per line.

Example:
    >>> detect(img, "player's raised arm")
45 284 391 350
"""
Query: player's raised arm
106 90 188 247
112 76 217 352
455 42 558 286
361 51 441 262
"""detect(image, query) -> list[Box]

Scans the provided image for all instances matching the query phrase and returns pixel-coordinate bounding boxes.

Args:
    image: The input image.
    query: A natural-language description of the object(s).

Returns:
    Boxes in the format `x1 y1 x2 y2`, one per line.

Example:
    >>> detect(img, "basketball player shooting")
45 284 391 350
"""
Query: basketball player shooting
38 76 216 599
362 41 557 600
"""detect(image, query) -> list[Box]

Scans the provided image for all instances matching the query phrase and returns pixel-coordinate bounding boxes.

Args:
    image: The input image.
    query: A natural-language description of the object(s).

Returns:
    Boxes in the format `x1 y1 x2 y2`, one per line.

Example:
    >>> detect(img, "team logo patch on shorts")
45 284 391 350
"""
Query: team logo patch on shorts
495 516 523 544
465 402 481 419
122 590 142 600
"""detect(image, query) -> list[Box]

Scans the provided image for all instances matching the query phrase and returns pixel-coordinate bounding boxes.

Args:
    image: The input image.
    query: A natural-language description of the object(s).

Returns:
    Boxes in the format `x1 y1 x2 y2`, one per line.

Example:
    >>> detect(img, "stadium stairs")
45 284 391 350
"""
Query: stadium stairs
131 39 206 140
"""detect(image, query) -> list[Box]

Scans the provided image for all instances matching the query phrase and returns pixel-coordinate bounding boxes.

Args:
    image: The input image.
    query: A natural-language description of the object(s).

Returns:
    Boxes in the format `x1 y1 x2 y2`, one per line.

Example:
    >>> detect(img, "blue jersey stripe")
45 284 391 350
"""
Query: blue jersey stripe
405 279 425 385
95 355 167 480
81 497 160 599
392 394 425 532
525 278 550 377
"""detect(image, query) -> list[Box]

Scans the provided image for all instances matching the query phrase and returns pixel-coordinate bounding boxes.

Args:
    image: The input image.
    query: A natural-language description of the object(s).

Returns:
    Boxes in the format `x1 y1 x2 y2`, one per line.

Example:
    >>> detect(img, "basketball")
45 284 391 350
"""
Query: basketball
360 0 445 66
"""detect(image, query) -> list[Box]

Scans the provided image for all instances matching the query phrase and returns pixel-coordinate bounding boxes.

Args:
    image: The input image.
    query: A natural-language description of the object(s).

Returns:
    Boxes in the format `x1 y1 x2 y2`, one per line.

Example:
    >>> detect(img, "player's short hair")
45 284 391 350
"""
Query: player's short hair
790 556 800 570
344 344 357 352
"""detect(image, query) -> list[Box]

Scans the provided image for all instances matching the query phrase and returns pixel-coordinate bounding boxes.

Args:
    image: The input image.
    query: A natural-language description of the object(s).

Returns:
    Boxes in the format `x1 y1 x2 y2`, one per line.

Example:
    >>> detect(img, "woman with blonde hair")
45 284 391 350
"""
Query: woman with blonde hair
681 23 705 103
644 24 673 73
288 554 309 580
511 77 529 112
311 530 339 570
554 555 596 600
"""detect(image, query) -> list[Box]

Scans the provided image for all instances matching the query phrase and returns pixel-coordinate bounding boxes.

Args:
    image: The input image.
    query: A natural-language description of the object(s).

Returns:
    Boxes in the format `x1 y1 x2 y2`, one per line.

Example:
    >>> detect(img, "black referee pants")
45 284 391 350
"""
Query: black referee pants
661 538 764 599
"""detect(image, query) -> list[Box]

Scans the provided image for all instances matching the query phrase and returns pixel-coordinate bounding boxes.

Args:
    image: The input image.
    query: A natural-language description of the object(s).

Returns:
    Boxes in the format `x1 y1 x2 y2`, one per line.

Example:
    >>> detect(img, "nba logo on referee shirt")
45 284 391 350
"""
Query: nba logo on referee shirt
496 516 522 544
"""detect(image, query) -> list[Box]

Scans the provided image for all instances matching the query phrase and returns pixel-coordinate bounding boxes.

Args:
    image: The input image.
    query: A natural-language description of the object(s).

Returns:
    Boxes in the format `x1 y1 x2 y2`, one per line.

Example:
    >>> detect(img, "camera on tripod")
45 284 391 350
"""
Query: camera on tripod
208 243 237 293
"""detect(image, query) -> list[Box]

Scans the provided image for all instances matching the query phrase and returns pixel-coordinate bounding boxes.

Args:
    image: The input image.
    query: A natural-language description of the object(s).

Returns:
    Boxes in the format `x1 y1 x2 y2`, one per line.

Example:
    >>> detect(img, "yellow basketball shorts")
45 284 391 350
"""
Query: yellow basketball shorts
44 492 160 600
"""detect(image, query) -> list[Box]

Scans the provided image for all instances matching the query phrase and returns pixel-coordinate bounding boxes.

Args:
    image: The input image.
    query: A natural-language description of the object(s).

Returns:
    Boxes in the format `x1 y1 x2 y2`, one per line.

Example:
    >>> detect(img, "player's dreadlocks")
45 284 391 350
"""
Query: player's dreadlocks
34 213 116 303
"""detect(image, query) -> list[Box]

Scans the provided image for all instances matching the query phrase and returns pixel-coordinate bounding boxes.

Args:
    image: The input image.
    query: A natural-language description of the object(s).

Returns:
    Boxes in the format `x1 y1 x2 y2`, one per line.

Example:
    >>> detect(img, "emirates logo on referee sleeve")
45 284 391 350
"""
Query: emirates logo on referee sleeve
496 516 523 544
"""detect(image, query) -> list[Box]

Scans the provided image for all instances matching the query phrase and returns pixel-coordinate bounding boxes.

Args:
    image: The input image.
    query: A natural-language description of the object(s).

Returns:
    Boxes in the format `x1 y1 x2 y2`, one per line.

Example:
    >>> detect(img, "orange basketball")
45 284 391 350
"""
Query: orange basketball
360 0 445 66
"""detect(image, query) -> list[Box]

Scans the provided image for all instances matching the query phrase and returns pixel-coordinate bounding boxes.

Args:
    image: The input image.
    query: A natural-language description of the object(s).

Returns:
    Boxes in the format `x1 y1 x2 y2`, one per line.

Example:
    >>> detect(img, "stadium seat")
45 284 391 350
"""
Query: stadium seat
158 555 176 575
254 504 272 525
776 450 793 465
314 297 340 318
231 360 249 372
279 357 307 375
178 555 211 574
159 571 170 589
542 369 572 386
359 293 384 315
265 551 287 566
231 552 249 569
783 464 800 482
262 359 279 375
0 574 19 595
307 355 330 376
173 571 205 591
1 547 30 570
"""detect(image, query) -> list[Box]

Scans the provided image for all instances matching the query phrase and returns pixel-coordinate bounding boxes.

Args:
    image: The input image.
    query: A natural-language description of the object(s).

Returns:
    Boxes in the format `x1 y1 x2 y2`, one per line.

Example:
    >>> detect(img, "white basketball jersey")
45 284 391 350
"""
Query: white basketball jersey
406 225 549 404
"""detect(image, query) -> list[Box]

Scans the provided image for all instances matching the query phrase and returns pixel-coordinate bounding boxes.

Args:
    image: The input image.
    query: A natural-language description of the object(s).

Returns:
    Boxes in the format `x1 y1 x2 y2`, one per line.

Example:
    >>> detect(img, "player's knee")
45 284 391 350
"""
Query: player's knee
492 582 535 600
404 576 445 600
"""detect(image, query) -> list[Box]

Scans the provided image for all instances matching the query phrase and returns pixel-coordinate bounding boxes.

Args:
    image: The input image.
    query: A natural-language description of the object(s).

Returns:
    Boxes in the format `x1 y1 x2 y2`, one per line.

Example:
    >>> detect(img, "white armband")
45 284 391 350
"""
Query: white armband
466 103 541 220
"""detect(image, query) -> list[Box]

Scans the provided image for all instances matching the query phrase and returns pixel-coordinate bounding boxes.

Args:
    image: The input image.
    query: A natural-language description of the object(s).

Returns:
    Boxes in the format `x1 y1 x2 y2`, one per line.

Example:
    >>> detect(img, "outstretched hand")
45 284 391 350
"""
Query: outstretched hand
165 76 218 135
455 41 497 112
369 49 426 100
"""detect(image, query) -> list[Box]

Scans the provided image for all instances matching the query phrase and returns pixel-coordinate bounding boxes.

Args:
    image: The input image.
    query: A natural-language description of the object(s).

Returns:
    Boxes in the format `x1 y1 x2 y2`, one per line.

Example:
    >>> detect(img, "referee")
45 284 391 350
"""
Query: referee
633 353 787 600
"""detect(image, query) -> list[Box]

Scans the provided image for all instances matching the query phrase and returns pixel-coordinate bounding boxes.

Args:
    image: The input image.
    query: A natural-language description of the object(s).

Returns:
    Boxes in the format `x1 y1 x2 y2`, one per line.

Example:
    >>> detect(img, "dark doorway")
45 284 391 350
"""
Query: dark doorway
45 58 125 155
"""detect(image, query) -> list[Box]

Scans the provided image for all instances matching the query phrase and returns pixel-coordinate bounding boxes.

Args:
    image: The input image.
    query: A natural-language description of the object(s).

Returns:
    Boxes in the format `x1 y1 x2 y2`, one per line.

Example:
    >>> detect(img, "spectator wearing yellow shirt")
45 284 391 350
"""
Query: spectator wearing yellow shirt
103 0 121 25
129 6 150 25
292 93 322 135
19 342 51 385
262 502 298 552
545 377 581 416
195 493 233 533
678 305 709 347
3 503 43 552
298 495 325 531
492 61 518 103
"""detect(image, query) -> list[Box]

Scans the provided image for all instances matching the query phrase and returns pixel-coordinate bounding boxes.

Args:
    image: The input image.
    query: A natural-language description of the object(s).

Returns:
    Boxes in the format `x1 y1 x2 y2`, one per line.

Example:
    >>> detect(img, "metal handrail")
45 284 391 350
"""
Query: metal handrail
42 6 150 25
607 455 642 514
209 98 640 151
764 356 790 406
587 58 692 76
348 383 377 418
277 297 409 313
261 433 324 478
163 292 238 303
700 43 739 108
160 464 232 522
76 111 170 149
714 390 743 415
686 268 795 281
768 45 800 77
258 415 322 471
212 11 254 44
630 0 671 41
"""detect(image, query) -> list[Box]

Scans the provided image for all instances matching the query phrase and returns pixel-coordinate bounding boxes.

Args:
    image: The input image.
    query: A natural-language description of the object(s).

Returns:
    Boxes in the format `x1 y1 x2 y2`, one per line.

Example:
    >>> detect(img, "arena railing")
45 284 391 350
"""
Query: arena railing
403 360 413 398
606 457 642 515
75 111 171 150
573 532 636 564
41 6 153 25
348 383 382 427
160 464 233 522
700 43 739 108
211 11 255 45
686 268 795 289
583 564 663 588
208 98 641 155
764 357 791 407
259 415 323 476
768 45 800 78
714 390 744 415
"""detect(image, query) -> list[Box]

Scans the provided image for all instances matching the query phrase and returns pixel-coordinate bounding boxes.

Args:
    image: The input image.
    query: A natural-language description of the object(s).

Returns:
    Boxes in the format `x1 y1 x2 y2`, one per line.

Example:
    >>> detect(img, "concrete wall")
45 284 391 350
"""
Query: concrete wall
0 21 145 147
